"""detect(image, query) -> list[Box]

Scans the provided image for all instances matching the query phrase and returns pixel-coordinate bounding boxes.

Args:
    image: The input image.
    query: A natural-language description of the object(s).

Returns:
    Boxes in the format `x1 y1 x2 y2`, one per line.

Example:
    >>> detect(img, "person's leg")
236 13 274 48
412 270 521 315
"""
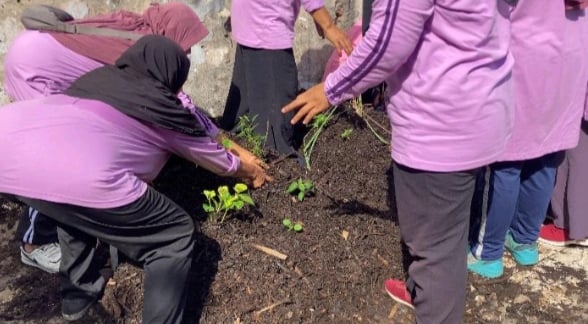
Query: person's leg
16 206 61 273
56 224 105 320
560 122 588 240
511 153 558 243
471 161 523 260
393 163 477 324
242 47 299 155
19 187 195 324
220 44 248 131
361 0 374 34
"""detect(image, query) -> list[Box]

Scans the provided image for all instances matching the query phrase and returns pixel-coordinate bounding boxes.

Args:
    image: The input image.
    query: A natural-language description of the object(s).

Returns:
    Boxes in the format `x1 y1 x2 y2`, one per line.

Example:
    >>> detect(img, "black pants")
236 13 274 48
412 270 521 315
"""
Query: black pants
18 187 195 324
392 163 479 324
16 206 58 245
220 44 301 155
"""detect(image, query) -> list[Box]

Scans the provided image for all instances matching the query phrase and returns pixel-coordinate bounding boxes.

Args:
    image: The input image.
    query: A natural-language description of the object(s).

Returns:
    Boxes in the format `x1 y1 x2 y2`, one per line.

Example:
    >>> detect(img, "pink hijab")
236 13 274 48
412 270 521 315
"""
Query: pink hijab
49 2 209 65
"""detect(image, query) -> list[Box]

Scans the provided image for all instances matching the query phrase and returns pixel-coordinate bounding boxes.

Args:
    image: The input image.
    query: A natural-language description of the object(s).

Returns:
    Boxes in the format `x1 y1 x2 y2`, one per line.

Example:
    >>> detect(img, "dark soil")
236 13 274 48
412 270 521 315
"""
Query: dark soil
0 105 585 323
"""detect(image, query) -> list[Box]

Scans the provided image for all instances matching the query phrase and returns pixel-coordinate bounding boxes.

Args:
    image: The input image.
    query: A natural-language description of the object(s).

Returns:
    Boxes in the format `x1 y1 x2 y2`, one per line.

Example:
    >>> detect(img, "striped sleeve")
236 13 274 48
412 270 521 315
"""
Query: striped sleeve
324 0 434 105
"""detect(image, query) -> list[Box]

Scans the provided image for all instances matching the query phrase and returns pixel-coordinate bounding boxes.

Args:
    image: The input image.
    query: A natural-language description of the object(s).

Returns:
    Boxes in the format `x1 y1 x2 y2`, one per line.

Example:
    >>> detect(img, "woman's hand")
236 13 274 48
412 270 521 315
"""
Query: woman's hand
237 158 272 188
282 83 330 125
216 134 268 170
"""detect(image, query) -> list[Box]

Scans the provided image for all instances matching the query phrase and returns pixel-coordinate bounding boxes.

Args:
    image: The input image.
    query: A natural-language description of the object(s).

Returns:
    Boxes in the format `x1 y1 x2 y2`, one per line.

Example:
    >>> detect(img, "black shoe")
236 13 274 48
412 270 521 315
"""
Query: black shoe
62 294 97 321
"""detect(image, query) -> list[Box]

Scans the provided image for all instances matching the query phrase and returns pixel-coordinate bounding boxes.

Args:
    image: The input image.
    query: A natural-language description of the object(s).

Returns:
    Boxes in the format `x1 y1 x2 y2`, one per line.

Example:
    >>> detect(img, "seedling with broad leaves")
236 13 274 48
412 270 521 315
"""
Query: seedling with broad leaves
287 178 315 201
282 218 303 232
202 183 254 223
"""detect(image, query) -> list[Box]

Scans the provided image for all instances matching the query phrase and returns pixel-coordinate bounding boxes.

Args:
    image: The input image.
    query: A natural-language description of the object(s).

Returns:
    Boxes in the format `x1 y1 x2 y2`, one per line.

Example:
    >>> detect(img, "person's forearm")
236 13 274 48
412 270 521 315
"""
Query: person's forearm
310 7 335 33
215 132 247 158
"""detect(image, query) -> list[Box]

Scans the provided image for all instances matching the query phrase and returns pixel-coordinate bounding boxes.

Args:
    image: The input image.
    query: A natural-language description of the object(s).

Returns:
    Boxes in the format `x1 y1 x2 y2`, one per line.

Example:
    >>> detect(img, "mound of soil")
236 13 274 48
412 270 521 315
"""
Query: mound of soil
1 105 586 323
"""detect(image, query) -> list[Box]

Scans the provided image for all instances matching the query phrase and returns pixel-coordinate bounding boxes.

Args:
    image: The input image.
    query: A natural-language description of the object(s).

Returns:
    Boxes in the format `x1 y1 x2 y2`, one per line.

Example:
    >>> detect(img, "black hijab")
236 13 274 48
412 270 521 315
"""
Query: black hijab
64 34 205 136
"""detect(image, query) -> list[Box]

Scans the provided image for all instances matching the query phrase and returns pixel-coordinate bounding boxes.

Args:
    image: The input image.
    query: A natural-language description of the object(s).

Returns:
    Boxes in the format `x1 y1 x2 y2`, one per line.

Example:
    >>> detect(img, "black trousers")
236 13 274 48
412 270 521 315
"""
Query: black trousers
18 187 195 324
16 206 58 245
220 44 301 155
392 163 480 324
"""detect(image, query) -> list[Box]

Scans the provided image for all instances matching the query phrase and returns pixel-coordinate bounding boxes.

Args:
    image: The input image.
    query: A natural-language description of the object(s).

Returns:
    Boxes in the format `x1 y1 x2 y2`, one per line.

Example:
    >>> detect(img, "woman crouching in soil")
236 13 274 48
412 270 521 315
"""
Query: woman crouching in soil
0 35 270 323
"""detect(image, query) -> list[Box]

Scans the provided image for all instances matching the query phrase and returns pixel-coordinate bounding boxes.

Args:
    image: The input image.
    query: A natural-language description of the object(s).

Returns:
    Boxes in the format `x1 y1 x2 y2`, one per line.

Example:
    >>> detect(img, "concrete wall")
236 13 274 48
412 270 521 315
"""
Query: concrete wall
0 0 361 115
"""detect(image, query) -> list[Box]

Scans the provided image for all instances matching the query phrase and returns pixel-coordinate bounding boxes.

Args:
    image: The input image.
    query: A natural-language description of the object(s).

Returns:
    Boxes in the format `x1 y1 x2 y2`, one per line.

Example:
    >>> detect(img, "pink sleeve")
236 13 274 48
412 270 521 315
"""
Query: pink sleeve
177 91 220 138
165 131 240 176
324 0 434 105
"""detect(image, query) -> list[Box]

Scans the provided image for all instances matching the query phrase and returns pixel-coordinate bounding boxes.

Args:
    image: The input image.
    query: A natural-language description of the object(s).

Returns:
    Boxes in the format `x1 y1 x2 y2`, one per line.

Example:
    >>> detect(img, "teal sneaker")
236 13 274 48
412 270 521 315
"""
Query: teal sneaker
505 231 538 266
467 252 503 278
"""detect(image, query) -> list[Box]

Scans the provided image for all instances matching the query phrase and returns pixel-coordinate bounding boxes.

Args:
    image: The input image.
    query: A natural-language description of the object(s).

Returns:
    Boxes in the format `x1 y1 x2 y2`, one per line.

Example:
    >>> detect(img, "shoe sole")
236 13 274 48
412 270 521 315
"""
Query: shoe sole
62 301 95 321
385 289 414 309
20 253 59 274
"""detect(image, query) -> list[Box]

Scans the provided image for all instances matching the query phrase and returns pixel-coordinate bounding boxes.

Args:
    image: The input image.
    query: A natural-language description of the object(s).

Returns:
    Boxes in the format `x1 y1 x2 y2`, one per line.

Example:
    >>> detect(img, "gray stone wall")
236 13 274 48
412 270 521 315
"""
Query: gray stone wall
0 0 361 115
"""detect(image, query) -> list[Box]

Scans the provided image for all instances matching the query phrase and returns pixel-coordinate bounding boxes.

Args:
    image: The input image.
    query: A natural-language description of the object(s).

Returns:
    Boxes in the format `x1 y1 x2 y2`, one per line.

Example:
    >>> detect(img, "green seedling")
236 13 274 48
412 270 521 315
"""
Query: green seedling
236 115 265 158
303 106 338 169
282 218 303 232
350 97 389 145
202 183 254 223
340 128 353 140
286 178 315 201
221 137 233 149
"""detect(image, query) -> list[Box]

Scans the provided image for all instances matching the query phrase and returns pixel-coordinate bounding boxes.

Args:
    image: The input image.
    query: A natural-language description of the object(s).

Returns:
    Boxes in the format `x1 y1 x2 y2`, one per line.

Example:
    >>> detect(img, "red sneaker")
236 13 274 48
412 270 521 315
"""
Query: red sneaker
384 279 414 309
539 224 588 247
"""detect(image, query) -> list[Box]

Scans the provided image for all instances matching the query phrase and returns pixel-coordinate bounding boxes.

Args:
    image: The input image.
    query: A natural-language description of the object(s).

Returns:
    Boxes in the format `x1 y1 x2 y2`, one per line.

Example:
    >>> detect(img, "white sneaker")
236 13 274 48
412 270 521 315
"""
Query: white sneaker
20 243 61 273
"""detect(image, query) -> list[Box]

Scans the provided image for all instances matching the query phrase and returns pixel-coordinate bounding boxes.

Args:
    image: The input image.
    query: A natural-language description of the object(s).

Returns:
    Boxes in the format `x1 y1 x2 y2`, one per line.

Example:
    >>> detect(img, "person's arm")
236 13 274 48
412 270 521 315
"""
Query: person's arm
284 0 434 124
215 132 268 169
309 7 353 55
167 132 271 188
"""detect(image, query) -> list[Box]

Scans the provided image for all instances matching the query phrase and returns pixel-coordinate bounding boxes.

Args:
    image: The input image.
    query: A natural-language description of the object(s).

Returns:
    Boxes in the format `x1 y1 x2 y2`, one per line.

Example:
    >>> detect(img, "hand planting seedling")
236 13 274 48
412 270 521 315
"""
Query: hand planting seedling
283 218 303 232
340 128 353 140
202 183 255 223
286 178 315 201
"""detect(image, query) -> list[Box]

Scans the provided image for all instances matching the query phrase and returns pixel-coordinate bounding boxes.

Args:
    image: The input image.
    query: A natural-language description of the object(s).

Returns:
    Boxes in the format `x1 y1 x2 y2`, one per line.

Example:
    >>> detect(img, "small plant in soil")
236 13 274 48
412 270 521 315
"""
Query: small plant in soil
286 178 315 201
236 115 265 158
340 128 353 140
282 218 303 232
303 106 338 168
202 183 254 223
221 137 233 150
350 97 389 145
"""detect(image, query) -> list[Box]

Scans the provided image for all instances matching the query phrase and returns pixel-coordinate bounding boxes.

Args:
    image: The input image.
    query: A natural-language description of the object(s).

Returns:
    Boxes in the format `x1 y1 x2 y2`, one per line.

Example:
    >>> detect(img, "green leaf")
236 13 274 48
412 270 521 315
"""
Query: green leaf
298 183 306 191
303 180 314 190
221 138 233 149
234 183 248 193
233 200 244 210
203 190 216 200
202 204 214 213
218 186 230 197
282 218 292 227
286 181 299 193
297 191 305 201
293 223 303 232
239 193 255 206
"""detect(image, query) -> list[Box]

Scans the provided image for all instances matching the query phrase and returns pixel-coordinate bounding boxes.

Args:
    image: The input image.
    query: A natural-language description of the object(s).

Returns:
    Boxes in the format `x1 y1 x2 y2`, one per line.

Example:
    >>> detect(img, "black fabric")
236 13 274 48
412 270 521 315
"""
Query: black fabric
220 44 302 155
18 186 195 324
17 206 58 245
64 34 205 136
392 163 479 323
